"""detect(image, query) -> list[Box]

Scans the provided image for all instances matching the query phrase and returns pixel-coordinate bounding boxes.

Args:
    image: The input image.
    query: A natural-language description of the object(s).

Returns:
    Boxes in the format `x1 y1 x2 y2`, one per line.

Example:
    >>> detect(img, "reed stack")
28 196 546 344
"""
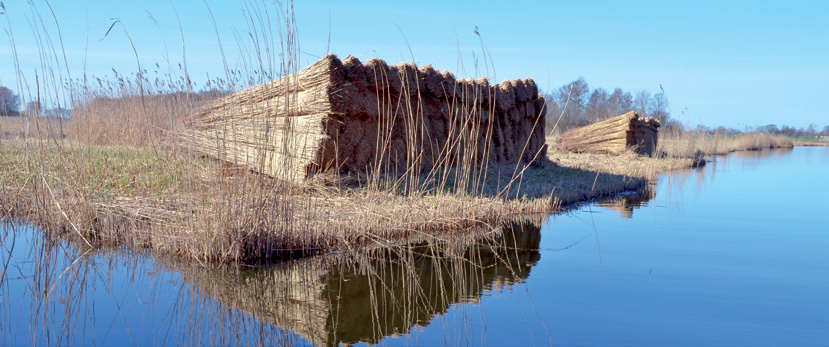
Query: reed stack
187 54 547 182
554 111 660 156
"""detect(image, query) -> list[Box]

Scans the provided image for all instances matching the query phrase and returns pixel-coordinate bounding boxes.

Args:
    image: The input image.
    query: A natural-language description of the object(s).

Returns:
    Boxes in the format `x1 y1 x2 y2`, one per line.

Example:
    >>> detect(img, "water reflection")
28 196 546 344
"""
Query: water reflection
731 147 793 159
592 148 795 219
5 147 822 346
1 218 542 346
596 185 655 218
172 218 542 346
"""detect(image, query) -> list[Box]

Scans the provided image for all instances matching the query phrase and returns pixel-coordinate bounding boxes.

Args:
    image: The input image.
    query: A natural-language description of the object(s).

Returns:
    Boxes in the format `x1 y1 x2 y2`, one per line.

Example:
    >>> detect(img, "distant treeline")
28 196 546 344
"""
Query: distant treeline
543 77 680 134
543 78 828 137
4 79 828 139
0 82 227 118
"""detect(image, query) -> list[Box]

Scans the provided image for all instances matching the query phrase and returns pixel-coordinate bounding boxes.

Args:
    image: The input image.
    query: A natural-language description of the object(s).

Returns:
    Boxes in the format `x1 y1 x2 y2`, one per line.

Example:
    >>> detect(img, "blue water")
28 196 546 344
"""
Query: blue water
2 146 827 346
393 147 829 346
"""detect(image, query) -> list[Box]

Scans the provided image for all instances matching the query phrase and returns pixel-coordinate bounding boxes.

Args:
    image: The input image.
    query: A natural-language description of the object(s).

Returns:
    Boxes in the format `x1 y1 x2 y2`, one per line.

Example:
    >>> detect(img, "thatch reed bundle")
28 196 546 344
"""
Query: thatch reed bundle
553 111 660 156
186 54 547 181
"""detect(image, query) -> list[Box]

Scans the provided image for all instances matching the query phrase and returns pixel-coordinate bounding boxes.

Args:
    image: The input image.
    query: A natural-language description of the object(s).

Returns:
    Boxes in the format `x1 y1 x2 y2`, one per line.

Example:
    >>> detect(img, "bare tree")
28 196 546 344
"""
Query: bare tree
0 86 21 116
607 88 633 116
555 77 590 128
650 89 670 125
585 88 610 122
806 124 817 136
548 80 674 131
633 90 651 118
26 101 42 117
544 93 562 133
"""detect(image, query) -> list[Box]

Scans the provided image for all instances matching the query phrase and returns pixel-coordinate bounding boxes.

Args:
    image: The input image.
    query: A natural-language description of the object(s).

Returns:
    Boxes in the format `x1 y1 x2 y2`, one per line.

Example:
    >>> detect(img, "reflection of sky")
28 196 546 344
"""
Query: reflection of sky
0 225 309 346
387 147 829 345
475 147 828 346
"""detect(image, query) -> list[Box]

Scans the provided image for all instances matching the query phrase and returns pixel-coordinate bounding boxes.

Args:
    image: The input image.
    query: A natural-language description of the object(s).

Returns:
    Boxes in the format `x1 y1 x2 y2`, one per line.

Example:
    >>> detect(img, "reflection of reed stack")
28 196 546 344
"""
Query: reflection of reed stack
173 219 542 346
554 111 660 155
187 54 547 181
597 184 656 218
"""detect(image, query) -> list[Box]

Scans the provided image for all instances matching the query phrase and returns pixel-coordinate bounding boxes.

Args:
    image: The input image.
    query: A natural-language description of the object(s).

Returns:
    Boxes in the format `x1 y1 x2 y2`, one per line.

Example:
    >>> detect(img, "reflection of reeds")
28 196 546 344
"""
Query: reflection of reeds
169 218 544 346
1 218 544 345
596 184 656 218
1 223 95 345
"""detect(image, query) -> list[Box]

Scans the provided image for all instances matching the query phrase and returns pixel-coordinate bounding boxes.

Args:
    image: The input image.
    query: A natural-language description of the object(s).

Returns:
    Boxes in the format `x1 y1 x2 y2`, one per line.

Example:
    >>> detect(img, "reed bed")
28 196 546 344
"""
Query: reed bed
658 130 793 158
0 116 69 141
0 135 554 263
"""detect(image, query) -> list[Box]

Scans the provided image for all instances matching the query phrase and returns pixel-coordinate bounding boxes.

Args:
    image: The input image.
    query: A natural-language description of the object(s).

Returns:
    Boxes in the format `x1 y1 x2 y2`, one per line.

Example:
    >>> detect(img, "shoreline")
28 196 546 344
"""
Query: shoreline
0 133 794 265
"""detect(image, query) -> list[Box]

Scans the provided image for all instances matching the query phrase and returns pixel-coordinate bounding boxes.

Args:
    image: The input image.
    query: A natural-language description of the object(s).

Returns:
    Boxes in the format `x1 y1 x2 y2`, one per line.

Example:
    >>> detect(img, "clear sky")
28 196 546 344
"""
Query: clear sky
1 0 827 129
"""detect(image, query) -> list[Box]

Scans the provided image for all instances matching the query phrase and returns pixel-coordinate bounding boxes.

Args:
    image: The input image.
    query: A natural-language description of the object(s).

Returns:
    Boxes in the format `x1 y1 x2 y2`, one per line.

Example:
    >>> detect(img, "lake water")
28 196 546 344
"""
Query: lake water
1 146 827 346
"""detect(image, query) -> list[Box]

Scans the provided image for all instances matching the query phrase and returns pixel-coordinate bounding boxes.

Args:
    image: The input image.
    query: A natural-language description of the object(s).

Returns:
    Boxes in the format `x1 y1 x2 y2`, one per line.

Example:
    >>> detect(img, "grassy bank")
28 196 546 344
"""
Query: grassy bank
0 134 648 263
790 137 829 147
1 135 554 263
0 116 70 141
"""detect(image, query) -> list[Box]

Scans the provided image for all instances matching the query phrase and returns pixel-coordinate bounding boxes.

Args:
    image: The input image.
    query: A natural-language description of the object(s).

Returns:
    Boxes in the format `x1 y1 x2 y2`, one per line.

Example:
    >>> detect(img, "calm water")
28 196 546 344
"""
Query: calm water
1 147 827 346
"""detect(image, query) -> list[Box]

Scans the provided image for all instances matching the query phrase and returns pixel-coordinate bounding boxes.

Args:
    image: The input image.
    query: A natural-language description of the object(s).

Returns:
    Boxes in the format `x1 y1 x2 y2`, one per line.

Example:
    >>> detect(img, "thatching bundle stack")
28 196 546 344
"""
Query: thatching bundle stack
187 54 546 181
553 111 660 155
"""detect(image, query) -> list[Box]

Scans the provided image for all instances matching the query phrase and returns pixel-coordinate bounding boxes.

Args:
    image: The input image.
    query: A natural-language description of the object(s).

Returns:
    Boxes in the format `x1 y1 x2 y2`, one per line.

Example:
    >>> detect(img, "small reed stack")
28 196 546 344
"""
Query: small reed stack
553 111 660 156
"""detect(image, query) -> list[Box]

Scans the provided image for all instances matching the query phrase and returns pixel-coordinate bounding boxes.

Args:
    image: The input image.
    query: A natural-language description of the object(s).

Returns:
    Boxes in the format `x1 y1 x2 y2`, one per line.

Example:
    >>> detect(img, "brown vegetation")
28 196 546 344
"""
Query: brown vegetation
0 116 70 141
658 129 794 157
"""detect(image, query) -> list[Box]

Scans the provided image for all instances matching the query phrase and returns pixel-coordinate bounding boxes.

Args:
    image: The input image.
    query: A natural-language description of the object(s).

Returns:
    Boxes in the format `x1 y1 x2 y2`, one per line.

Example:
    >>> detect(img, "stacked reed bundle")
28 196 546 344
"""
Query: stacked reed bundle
553 111 660 156
186 54 547 182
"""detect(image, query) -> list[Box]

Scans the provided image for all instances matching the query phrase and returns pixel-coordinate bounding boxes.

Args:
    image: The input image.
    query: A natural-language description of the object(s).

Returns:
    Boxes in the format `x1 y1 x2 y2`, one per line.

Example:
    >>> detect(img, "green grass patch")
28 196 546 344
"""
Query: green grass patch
0 140 214 198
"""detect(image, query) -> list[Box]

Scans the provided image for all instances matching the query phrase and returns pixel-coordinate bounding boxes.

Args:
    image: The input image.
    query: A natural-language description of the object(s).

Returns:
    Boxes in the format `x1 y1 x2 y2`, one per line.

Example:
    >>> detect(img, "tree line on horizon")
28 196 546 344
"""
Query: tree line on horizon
542 78 829 138
0 85 70 118
2 82 828 138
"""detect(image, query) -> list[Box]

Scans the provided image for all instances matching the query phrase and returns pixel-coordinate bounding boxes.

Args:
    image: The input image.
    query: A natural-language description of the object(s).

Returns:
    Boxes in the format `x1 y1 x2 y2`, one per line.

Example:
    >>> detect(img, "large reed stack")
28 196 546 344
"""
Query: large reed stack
186 54 547 181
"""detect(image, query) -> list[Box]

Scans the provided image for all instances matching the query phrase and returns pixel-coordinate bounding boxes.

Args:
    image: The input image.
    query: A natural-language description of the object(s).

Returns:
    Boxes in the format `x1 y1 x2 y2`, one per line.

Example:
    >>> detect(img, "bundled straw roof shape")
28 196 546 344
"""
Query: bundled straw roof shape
553 111 660 155
188 54 547 181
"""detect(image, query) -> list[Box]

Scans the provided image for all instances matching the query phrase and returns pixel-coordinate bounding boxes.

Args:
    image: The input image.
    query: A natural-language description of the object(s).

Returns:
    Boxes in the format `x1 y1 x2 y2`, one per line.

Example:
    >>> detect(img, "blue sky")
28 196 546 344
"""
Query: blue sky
1 0 827 129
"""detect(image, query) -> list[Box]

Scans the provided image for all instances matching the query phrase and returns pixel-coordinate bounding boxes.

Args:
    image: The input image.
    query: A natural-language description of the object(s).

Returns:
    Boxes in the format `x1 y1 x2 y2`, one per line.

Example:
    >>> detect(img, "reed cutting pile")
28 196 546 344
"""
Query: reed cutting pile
187 54 547 183
554 111 660 155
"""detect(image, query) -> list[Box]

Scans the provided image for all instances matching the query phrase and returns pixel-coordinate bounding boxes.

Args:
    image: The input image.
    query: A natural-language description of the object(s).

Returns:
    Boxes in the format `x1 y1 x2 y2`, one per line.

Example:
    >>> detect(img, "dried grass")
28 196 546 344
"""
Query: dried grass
658 130 794 157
